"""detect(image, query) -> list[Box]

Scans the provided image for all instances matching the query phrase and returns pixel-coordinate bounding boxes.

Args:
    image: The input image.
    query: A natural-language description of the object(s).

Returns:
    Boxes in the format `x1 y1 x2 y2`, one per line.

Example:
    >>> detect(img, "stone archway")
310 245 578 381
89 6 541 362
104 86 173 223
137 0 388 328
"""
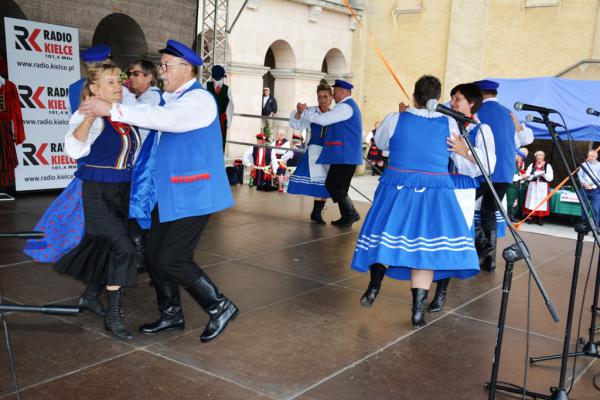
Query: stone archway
0 0 28 61
92 13 148 69
321 48 348 79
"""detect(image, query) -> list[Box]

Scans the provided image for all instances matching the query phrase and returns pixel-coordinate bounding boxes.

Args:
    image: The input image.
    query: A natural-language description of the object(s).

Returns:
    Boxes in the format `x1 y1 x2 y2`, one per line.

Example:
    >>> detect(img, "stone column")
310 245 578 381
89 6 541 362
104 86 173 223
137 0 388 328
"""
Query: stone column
443 0 490 98
227 62 269 158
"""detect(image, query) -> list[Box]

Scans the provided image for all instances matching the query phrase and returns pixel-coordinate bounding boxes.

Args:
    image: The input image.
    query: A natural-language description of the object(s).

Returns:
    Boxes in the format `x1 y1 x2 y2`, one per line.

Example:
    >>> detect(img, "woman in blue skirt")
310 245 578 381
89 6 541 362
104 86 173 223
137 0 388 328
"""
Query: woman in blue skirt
288 80 332 224
428 83 496 313
352 75 480 327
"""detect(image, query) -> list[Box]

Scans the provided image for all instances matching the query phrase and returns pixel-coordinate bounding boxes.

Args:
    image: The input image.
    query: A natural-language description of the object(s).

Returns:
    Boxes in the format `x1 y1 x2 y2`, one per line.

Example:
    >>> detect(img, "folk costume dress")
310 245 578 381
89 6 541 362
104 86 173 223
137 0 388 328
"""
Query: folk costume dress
351 108 480 281
287 107 331 198
52 112 141 287
523 161 554 218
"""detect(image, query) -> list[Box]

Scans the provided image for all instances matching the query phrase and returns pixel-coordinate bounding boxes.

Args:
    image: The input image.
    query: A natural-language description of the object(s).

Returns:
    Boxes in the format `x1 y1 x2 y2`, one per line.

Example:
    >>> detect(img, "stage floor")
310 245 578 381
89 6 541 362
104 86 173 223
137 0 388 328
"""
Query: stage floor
0 186 598 399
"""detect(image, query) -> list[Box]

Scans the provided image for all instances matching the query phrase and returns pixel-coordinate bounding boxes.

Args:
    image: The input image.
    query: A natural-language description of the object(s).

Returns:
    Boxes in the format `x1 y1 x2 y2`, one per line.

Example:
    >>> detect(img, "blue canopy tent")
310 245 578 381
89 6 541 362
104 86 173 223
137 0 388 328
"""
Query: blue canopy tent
488 77 600 141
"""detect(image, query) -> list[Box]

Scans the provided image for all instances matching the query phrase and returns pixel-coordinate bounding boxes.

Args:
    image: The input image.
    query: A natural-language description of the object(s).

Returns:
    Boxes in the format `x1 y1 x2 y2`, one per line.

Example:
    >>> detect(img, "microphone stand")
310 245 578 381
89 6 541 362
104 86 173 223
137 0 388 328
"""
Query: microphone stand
0 232 80 399
452 122 559 400
524 114 600 400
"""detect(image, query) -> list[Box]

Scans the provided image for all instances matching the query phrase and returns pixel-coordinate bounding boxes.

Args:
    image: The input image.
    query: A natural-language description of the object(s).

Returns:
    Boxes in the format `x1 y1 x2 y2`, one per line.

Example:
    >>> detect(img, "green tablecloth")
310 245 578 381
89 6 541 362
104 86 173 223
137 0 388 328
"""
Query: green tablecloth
549 188 582 216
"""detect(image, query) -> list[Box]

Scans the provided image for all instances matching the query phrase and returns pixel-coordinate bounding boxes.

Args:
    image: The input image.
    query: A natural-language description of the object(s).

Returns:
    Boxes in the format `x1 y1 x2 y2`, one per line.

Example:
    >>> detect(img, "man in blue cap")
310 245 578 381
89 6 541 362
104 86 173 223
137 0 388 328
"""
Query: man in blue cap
79 39 238 343
297 79 363 228
205 65 234 151
68 44 112 113
473 79 515 271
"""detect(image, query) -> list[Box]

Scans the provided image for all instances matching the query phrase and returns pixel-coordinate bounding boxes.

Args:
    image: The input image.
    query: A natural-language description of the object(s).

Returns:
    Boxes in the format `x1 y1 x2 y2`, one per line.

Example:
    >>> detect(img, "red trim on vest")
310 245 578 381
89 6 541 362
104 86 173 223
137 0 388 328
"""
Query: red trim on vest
325 141 343 146
171 173 211 184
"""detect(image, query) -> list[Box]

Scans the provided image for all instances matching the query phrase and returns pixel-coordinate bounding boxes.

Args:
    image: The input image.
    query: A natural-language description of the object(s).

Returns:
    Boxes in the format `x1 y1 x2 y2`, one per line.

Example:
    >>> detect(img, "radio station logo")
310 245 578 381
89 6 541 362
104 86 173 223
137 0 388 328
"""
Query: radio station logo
22 142 77 167
13 25 74 57
18 85 69 112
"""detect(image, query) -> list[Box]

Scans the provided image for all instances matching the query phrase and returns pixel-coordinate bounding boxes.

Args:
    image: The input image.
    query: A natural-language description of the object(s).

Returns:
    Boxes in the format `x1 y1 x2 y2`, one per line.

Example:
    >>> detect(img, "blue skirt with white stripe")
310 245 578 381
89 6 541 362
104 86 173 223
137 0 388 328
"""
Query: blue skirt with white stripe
287 145 331 198
352 178 480 281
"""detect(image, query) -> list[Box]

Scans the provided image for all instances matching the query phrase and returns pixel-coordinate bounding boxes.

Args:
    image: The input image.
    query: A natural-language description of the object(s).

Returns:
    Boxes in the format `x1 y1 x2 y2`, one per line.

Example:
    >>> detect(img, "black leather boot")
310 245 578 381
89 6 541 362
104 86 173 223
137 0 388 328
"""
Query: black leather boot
104 288 133 340
480 230 497 272
411 288 428 328
139 282 185 334
78 283 105 317
185 274 239 343
310 200 326 225
360 264 386 307
332 196 360 228
331 201 345 226
130 233 147 273
428 278 450 313
474 224 489 266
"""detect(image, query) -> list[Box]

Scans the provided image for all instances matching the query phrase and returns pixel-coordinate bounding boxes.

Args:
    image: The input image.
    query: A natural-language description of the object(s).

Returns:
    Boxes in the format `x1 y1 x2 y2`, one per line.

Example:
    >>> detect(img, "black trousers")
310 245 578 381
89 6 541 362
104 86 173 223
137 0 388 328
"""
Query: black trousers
476 182 511 232
146 207 210 288
325 164 356 203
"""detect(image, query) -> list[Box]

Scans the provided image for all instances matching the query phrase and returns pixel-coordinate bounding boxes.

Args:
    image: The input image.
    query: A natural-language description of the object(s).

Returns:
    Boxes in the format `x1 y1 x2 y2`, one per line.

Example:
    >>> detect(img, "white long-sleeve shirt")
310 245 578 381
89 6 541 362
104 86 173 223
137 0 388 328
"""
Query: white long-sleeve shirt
374 108 485 177
110 78 217 137
300 96 353 126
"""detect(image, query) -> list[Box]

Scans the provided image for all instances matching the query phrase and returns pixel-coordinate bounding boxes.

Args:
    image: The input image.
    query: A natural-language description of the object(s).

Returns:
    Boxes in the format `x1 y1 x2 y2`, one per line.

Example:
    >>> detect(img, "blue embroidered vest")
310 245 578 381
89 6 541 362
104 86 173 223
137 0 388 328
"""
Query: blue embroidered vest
379 111 453 189
75 118 141 183
477 100 515 183
153 81 233 222
309 122 326 146
317 98 363 165
252 146 271 166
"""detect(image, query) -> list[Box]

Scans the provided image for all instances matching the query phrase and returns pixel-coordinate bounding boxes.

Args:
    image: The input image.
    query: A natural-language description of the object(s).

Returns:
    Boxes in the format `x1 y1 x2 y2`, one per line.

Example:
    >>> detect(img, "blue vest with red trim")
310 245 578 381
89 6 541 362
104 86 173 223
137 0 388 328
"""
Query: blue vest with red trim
316 98 363 165
252 146 271 166
75 118 141 183
154 81 234 222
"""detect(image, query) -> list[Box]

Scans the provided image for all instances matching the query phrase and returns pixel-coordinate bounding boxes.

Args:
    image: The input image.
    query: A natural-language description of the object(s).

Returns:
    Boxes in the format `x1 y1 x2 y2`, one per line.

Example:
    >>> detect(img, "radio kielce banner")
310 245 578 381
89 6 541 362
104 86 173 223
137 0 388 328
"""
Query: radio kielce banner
4 17 80 191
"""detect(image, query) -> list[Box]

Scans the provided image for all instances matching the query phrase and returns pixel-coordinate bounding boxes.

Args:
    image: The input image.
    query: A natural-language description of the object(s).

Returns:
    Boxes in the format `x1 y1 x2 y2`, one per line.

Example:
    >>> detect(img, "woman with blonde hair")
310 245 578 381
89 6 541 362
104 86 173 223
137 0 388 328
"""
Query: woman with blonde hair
287 79 333 223
28 62 141 340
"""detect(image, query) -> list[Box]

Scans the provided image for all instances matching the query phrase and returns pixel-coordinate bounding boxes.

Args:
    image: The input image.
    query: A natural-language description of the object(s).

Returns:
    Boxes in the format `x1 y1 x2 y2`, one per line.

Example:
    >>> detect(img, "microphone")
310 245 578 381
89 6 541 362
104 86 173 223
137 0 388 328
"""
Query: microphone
587 107 600 117
525 114 564 128
514 102 557 114
426 99 477 125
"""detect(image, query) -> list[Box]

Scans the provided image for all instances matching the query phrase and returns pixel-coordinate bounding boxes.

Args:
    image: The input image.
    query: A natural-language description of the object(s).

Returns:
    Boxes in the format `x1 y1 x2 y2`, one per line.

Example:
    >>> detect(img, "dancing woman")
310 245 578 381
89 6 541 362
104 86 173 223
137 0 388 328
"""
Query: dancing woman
427 83 496 313
50 63 140 340
352 75 480 327
287 79 333 223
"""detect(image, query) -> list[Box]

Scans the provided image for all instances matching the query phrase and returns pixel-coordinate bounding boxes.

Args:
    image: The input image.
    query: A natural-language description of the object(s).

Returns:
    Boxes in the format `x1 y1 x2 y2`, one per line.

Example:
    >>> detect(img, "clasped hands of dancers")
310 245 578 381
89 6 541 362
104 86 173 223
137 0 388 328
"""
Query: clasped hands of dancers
26 40 521 338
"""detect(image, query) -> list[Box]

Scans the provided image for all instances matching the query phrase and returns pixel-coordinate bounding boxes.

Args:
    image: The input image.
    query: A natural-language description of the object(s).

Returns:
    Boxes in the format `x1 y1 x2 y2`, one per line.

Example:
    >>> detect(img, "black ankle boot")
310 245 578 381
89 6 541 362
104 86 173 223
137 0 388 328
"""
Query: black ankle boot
360 264 386 307
332 196 360 228
428 278 450 313
185 274 239 343
78 280 105 316
411 288 428 328
480 230 497 271
104 288 133 340
130 233 147 273
139 282 185 334
310 200 326 225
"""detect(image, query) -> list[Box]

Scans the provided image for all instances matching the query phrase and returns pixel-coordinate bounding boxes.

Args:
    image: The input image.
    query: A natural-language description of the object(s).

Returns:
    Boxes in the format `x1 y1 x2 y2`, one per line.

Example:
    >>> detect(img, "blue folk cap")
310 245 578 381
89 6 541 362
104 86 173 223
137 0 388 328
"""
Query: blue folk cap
474 79 499 91
159 39 203 66
333 79 353 90
212 65 226 80
81 45 111 63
